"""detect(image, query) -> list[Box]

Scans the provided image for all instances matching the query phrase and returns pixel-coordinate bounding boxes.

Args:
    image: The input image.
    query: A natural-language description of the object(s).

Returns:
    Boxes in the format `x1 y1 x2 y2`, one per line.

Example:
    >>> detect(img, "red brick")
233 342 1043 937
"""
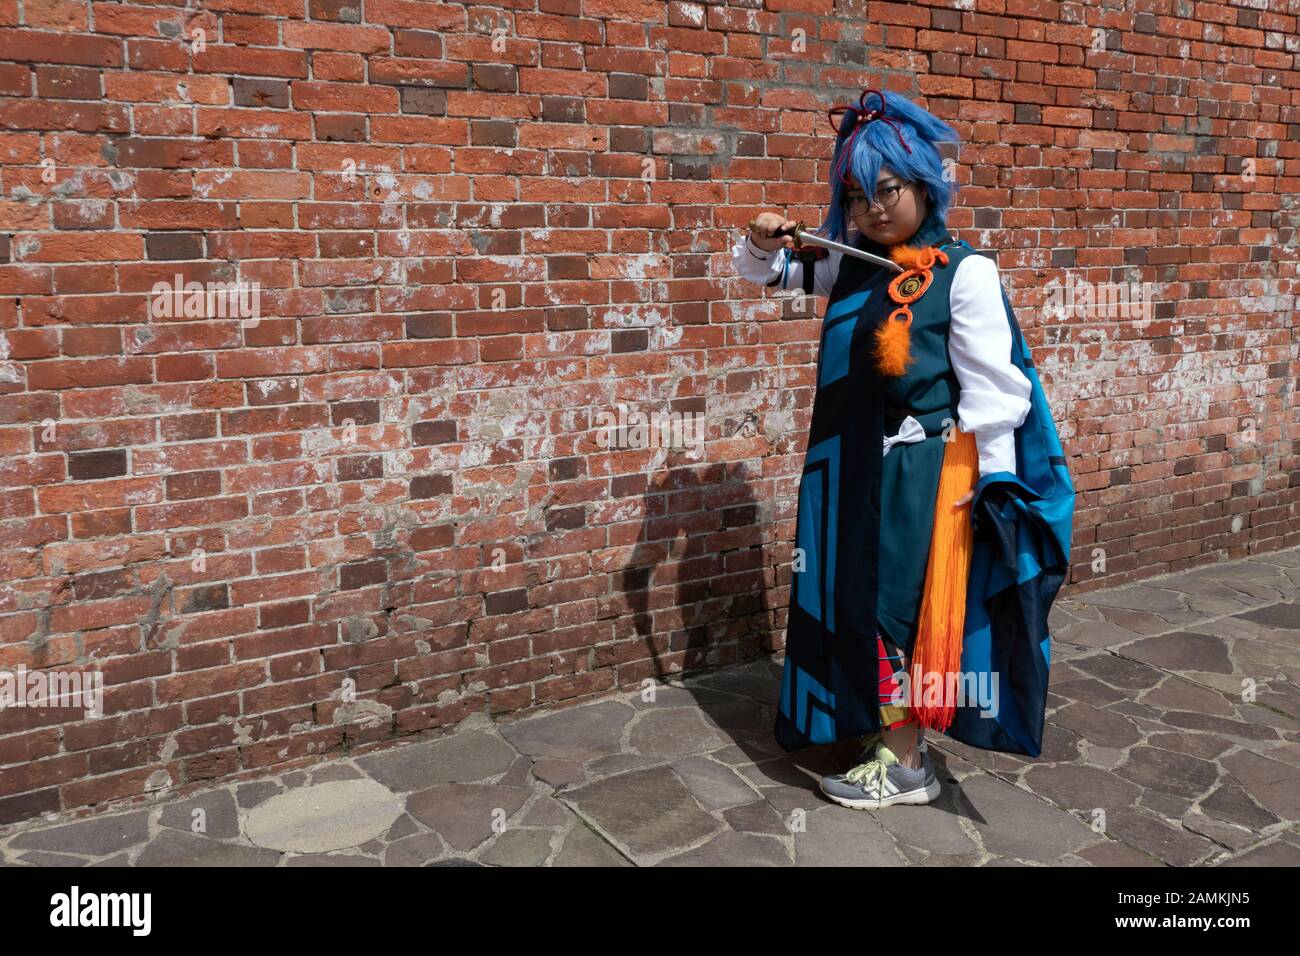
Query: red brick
13 231 143 263
0 30 122 67
35 65 101 99
283 21 392 54
291 81 399 113
26 357 152 390
193 46 308 79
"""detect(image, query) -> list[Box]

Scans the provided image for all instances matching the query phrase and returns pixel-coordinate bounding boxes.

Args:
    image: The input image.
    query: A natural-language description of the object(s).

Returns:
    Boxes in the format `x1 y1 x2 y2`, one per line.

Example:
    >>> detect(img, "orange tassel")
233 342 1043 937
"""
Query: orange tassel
874 245 949 378
907 427 979 732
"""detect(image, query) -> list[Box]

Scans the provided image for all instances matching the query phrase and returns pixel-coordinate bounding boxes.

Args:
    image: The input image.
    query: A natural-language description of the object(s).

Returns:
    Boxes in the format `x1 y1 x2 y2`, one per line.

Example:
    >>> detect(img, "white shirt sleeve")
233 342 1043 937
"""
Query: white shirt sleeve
947 253 1032 477
729 231 841 298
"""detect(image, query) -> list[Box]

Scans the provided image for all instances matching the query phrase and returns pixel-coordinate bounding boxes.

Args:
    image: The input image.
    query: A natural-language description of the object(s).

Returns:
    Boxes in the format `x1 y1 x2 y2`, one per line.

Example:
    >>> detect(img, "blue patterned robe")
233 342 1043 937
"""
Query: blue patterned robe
774 212 1075 757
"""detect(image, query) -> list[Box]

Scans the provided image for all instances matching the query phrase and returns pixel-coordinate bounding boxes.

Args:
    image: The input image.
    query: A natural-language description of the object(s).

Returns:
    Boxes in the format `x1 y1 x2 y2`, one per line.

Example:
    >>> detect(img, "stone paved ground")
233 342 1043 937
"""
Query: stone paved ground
2 547 1298 867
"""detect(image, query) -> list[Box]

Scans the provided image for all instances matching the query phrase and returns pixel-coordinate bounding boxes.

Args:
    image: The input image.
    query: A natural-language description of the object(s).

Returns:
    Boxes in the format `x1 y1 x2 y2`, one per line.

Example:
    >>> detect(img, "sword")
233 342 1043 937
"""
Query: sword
770 220 904 273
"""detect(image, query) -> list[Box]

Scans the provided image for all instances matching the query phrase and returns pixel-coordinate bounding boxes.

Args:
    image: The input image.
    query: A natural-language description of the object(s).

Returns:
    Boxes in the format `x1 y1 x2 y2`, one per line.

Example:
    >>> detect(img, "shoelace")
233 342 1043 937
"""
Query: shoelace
843 756 889 794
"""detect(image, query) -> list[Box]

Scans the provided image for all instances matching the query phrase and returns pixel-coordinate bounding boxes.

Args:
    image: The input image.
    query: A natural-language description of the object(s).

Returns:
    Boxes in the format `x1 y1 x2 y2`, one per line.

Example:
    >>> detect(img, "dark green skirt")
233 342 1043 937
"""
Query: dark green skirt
876 432 947 656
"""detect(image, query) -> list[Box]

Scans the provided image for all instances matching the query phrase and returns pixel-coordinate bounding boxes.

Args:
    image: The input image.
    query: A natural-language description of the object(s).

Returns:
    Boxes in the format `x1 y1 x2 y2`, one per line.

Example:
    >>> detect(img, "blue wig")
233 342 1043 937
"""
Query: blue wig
818 90 960 245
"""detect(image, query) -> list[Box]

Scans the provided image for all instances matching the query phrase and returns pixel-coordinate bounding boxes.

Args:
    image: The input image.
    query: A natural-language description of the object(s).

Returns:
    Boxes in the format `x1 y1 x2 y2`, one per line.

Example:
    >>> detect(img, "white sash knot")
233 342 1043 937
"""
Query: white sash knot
882 415 926 458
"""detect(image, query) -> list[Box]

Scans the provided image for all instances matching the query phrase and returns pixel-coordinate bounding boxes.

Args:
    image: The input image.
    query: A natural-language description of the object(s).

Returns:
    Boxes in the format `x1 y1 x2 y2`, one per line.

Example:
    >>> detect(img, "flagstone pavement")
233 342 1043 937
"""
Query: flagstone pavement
2 547 1298 867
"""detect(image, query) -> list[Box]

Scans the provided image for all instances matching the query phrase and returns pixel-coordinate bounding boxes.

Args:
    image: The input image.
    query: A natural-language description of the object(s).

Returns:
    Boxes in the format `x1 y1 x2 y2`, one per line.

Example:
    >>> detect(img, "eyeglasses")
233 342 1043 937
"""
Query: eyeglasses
846 183 909 213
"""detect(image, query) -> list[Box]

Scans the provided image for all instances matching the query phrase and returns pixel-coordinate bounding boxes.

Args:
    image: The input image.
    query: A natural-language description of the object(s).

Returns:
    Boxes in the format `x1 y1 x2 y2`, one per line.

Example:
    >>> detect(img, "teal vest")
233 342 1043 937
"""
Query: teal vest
828 220 980 655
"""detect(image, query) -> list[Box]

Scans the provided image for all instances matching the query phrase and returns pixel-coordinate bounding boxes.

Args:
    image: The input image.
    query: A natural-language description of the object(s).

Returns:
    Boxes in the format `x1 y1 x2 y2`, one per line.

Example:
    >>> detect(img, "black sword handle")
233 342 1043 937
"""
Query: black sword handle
772 220 807 251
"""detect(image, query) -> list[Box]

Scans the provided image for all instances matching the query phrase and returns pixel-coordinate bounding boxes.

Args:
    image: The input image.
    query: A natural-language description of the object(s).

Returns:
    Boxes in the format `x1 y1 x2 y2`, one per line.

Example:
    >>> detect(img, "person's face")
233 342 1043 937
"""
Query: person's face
844 167 928 246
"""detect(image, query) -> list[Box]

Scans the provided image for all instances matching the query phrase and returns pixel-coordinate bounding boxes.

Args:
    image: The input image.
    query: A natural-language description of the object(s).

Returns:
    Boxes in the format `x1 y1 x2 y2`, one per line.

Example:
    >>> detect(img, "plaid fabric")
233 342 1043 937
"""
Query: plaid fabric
877 631 913 730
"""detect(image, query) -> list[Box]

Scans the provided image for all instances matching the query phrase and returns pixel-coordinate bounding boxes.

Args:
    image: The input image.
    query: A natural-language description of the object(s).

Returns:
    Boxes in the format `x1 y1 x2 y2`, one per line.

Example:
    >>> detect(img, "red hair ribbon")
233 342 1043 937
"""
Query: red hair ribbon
826 88 912 184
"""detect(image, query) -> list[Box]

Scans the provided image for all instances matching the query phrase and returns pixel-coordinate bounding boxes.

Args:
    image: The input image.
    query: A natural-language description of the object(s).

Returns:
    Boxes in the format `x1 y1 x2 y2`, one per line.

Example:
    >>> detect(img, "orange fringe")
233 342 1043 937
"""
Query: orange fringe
907 427 979 731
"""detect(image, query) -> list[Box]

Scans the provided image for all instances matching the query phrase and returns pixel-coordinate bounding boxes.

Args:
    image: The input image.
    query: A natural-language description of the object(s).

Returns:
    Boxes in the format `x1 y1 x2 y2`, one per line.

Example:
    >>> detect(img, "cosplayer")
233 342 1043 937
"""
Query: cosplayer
731 90 1075 809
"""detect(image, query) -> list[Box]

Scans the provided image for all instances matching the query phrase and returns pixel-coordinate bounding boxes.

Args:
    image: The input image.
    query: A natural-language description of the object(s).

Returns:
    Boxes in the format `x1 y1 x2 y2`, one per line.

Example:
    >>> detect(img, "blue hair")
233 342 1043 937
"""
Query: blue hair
818 91 960 245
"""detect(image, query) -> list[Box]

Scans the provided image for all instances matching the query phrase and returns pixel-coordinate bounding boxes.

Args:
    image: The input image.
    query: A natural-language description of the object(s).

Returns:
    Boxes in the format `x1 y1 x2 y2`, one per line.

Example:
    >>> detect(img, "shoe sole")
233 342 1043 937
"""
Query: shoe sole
819 776 941 810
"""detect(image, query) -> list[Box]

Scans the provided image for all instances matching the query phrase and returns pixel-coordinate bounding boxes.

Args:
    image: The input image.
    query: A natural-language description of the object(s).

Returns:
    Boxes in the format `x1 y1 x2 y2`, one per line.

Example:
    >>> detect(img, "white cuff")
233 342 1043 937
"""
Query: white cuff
731 231 787 286
973 427 1017 477
744 234 773 260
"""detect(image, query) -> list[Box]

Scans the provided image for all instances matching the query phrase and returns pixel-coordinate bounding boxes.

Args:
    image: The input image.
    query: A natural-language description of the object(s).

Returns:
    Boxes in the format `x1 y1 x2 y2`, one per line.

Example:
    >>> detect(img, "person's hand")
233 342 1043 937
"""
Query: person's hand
748 212 798 252
954 489 974 507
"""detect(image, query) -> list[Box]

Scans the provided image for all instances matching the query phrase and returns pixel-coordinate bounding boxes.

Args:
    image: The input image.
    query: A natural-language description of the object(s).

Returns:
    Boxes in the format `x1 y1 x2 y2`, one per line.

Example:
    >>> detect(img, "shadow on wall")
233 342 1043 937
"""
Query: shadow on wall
621 459 782 686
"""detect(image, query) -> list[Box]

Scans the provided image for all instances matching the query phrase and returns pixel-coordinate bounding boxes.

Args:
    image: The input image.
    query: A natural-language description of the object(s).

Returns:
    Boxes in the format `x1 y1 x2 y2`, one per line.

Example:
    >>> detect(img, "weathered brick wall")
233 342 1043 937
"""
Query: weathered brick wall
0 0 1296 825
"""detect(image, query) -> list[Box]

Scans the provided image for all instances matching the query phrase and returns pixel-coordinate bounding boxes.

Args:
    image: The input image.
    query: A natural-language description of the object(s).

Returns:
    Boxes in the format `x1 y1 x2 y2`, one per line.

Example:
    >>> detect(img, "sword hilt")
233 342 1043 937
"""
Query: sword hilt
772 220 806 248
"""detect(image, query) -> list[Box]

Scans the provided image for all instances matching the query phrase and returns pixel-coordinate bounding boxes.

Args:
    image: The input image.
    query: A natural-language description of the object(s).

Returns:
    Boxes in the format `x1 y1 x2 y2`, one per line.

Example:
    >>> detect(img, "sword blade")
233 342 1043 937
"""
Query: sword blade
795 231 903 272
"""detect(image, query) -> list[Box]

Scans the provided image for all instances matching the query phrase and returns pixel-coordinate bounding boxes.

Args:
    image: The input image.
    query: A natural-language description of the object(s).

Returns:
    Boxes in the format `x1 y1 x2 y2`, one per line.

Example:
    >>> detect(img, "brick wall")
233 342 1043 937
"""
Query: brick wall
0 0 1297 825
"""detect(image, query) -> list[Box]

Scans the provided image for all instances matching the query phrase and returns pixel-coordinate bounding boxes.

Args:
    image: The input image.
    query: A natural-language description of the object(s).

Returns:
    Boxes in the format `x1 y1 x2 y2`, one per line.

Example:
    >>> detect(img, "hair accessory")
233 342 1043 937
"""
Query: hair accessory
826 89 913 185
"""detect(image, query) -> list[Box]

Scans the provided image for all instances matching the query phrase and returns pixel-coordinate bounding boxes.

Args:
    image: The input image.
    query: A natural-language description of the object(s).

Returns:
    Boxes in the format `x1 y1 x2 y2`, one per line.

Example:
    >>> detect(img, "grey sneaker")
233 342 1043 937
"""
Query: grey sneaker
820 744 941 809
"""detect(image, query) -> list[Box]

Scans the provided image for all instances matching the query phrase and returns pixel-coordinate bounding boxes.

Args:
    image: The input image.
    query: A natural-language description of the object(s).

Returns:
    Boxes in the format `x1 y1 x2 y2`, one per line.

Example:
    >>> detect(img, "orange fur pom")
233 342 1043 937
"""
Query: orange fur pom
889 244 927 270
873 309 914 377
